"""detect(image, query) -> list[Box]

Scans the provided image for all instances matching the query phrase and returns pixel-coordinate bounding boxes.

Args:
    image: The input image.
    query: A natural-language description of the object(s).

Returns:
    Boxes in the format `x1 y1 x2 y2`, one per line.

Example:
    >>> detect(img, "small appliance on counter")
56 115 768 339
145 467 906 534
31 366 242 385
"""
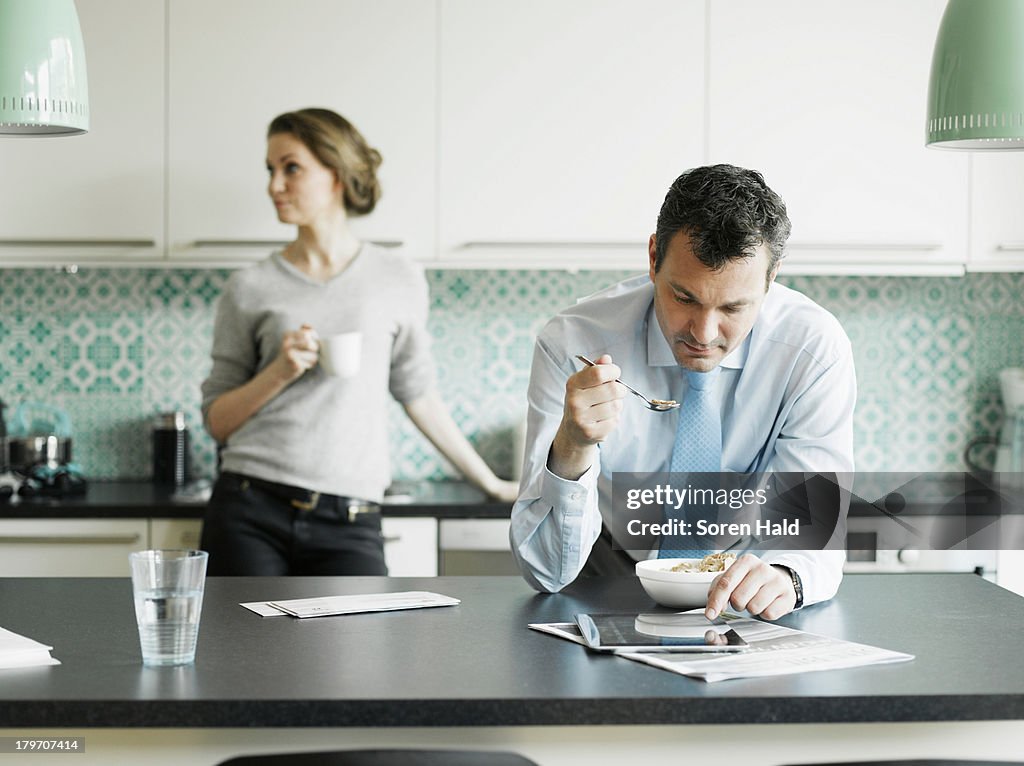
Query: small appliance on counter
152 411 190 486
2 399 87 499
995 367 1024 489
964 367 1024 488
0 396 14 503
16 461 88 498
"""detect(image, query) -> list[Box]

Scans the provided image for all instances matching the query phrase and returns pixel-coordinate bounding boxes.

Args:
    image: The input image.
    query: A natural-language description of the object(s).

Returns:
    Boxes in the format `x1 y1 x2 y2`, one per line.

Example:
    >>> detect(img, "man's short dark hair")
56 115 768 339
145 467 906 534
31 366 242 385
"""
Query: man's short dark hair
654 164 791 284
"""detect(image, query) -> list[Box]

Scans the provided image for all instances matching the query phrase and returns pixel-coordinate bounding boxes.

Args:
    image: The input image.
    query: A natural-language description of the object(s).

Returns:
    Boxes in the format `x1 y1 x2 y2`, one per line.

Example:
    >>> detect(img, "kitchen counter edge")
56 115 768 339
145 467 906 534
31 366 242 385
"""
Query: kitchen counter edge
0 480 512 520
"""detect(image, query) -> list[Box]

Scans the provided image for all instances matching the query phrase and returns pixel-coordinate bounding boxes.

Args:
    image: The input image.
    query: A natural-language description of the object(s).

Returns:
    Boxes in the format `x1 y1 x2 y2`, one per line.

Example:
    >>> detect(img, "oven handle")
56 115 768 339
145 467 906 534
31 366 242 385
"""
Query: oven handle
0 534 143 545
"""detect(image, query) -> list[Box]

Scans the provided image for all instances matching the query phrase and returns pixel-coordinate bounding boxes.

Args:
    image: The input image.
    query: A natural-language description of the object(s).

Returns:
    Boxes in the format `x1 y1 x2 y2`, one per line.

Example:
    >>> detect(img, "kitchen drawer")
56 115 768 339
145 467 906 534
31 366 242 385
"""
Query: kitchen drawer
149 519 203 551
0 518 148 577
382 517 438 577
438 518 519 576
440 518 511 551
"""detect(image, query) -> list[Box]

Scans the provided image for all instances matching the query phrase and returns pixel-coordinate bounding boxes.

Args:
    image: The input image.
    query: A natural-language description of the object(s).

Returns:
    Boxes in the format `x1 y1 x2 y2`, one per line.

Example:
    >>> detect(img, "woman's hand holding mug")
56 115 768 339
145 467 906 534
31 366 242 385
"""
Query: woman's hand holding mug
275 323 321 382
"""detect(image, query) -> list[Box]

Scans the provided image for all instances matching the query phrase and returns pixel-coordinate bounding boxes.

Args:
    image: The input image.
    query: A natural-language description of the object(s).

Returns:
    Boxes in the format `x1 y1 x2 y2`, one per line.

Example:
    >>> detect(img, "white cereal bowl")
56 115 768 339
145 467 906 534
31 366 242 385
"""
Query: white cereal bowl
635 558 721 609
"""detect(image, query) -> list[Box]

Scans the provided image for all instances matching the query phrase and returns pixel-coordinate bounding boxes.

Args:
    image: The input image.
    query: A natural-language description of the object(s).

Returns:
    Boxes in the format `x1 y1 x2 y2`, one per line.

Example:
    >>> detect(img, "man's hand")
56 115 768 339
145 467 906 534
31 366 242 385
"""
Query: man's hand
704 554 796 621
547 354 625 480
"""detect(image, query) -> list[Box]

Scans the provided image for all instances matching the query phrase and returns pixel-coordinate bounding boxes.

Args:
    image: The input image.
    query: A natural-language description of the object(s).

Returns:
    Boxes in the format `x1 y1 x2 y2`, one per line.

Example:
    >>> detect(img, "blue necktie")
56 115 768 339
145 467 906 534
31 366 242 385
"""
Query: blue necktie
658 367 721 558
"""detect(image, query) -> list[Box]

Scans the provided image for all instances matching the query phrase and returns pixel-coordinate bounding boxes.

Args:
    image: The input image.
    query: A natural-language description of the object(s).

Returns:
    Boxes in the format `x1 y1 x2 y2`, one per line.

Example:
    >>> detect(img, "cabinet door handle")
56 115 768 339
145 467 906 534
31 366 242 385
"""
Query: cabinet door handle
996 243 1024 251
382 535 402 543
0 534 143 545
191 239 403 248
0 239 156 248
460 240 642 249
787 242 942 251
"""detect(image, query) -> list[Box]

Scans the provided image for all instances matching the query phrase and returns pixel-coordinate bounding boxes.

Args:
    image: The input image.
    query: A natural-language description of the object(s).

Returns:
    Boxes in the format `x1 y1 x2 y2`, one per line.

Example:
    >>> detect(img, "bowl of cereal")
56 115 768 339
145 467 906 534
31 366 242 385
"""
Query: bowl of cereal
635 552 736 609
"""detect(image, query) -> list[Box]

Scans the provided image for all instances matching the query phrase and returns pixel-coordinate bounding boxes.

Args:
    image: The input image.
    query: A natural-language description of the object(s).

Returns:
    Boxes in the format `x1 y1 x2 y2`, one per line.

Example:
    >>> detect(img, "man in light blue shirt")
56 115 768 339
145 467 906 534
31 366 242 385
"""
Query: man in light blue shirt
510 164 855 620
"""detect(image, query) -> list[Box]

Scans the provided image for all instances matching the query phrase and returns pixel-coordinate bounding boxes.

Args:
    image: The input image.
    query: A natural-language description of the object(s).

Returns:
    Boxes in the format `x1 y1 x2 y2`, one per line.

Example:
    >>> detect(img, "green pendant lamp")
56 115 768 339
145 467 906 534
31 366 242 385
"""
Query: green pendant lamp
927 0 1024 150
0 0 89 136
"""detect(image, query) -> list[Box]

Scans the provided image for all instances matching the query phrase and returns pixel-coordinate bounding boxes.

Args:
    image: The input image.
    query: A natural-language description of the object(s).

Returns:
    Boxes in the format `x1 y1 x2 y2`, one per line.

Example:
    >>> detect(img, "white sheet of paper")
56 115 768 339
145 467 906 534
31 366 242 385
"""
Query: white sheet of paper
0 626 60 669
241 591 461 618
240 601 292 617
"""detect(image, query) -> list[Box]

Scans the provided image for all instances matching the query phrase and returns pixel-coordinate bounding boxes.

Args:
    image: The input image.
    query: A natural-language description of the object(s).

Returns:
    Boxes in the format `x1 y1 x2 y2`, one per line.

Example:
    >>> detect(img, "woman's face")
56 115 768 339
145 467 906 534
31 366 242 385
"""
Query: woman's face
266 132 342 226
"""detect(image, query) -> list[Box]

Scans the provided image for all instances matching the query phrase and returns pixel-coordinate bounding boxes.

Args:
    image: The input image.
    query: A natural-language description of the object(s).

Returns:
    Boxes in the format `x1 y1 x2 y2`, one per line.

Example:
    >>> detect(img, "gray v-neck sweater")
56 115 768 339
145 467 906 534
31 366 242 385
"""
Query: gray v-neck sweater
200 244 436 500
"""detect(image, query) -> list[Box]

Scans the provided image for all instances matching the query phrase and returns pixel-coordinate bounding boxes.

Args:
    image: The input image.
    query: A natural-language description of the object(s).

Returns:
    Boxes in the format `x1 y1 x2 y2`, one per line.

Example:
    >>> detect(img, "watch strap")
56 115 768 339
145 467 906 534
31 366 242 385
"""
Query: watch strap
775 564 804 610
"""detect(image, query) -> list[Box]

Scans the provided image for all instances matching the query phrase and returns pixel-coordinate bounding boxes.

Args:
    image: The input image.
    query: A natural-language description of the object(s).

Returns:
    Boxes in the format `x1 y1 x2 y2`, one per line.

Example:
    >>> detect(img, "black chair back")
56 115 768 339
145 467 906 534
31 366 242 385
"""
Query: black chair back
217 749 539 766
779 761 1024 766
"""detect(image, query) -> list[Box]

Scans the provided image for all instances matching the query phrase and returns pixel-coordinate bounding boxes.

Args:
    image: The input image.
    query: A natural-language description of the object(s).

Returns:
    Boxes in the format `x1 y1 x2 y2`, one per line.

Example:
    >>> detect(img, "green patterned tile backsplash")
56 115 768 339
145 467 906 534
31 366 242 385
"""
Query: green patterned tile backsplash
0 267 1021 480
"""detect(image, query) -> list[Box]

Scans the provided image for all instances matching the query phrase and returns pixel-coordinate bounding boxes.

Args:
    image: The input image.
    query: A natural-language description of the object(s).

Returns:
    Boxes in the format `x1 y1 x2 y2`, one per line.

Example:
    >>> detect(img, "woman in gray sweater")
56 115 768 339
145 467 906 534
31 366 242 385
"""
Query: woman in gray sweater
199 108 516 575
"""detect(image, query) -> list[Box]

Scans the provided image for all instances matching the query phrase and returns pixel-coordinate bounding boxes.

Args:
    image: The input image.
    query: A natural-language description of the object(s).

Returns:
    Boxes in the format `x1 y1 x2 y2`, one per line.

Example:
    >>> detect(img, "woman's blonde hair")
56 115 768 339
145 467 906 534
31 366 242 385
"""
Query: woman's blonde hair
268 108 382 216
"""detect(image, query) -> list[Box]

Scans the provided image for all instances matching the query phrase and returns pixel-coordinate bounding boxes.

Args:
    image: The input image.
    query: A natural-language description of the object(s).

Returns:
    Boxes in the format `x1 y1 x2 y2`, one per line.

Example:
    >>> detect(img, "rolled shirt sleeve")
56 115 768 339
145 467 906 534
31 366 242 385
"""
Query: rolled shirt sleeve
758 333 857 607
510 334 604 592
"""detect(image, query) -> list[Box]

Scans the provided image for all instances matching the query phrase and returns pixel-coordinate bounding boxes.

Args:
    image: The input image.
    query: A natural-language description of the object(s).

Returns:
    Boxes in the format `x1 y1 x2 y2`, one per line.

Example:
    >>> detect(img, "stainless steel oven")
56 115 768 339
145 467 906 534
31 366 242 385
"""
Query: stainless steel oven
843 472 1011 580
844 525 998 577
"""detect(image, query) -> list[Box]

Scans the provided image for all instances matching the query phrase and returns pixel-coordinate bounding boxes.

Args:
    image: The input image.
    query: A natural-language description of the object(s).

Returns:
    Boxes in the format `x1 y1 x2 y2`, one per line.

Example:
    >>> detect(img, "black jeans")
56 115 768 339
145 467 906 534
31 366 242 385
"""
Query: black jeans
200 472 388 576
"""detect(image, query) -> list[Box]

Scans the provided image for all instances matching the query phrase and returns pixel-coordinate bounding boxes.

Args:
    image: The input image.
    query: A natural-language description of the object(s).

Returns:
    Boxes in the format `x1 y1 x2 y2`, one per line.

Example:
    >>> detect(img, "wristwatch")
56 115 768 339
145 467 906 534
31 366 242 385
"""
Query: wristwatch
776 565 804 610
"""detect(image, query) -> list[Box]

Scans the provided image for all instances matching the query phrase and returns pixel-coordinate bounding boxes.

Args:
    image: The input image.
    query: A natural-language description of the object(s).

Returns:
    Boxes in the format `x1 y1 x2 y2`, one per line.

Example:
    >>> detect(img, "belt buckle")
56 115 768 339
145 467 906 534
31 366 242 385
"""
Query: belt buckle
347 504 374 523
290 491 321 512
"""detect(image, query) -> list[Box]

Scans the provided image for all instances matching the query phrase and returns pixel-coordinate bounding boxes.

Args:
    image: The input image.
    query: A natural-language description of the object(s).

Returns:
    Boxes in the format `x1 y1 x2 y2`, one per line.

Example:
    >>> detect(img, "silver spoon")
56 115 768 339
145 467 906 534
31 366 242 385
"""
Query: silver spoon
575 355 680 412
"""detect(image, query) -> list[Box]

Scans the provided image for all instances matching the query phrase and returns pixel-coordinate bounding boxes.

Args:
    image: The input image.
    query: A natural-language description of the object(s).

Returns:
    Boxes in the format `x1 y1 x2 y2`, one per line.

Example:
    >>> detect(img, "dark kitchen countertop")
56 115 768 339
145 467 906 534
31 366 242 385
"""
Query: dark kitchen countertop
0 479 513 520
0 573 1022 727
1 471 1016 521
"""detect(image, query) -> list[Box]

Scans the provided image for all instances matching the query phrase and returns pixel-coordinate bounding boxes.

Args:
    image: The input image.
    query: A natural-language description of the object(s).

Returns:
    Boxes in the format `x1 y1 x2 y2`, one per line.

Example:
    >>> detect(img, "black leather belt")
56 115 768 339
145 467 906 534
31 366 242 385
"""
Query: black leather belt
222 472 380 523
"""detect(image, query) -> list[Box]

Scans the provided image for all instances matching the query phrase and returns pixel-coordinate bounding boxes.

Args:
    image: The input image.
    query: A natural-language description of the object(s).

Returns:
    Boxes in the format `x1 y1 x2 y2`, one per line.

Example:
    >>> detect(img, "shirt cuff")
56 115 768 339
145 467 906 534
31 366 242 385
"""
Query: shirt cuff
540 460 599 515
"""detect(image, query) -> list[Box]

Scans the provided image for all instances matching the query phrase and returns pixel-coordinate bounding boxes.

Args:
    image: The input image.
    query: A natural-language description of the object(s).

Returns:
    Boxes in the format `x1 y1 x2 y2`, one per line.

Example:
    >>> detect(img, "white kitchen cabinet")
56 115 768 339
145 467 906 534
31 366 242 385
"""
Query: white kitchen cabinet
438 0 705 269
0 0 164 266
0 518 148 576
969 154 1024 271
167 0 437 265
438 518 518 575
149 518 203 551
707 0 968 276
381 517 438 577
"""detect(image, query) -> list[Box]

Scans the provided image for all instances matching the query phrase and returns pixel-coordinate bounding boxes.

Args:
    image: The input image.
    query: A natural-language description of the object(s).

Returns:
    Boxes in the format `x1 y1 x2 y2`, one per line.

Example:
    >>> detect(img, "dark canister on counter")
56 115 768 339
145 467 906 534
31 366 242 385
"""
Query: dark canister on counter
153 411 190 485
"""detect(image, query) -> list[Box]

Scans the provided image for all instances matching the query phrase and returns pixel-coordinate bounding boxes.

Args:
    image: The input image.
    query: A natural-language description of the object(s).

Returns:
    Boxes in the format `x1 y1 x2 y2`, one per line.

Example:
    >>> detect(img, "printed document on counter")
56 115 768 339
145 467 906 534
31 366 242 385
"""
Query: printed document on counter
241 591 461 618
529 615 913 683
0 627 60 669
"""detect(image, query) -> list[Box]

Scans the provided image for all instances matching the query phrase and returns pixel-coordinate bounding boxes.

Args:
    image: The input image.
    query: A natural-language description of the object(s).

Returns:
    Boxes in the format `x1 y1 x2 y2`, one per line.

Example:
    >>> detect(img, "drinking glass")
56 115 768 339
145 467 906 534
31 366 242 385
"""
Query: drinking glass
129 549 208 666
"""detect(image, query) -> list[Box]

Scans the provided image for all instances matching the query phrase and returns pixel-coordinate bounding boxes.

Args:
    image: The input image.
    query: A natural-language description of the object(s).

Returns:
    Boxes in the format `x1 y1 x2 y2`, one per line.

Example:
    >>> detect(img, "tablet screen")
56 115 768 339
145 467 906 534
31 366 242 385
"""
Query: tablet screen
574 612 749 652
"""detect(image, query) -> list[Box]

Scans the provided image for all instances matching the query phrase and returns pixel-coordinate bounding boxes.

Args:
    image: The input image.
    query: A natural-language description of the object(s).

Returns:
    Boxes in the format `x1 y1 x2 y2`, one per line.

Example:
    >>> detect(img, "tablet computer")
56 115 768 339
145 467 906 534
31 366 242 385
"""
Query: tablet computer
573 612 749 652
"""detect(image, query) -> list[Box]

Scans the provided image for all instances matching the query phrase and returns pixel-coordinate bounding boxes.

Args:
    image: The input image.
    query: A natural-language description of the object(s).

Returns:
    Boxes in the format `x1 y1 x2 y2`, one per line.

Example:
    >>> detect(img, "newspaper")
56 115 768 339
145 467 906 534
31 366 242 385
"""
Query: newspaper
529 615 913 683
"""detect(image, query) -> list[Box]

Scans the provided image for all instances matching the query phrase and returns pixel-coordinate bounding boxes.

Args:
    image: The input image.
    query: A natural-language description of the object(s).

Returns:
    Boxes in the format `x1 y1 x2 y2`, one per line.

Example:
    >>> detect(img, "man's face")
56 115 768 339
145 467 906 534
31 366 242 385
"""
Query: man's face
649 231 775 372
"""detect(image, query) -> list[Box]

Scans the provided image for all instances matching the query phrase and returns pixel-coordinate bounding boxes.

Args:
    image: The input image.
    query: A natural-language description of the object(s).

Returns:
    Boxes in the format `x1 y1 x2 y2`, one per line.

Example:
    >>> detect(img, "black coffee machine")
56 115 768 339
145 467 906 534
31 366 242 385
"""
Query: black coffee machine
0 398 12 502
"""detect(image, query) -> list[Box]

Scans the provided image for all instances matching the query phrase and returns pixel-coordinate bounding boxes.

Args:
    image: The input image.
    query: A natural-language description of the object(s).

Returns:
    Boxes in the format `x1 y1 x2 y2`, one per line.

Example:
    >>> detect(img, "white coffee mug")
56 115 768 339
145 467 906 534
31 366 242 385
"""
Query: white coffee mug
319 331 362 378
